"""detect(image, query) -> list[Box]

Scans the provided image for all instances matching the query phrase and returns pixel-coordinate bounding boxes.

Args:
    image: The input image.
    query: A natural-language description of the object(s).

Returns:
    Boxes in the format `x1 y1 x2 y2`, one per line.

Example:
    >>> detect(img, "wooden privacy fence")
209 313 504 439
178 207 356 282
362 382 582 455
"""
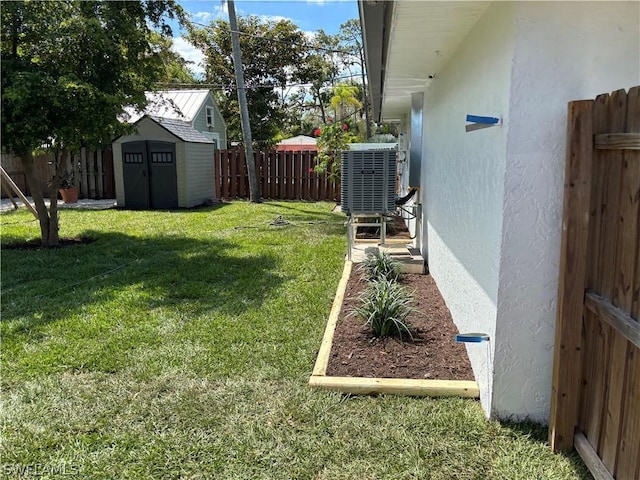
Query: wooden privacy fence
1 152 50 196
77 147 116 200
1 148 115 200
215 150 339 201
550 86 640 480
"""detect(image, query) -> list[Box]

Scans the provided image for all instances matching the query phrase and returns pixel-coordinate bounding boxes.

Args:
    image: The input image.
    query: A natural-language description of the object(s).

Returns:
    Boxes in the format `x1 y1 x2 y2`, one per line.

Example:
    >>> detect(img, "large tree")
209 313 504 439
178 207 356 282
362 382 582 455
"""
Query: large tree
185 15 310 149
280 23 373 142
336 19 371 140
1 0 184 246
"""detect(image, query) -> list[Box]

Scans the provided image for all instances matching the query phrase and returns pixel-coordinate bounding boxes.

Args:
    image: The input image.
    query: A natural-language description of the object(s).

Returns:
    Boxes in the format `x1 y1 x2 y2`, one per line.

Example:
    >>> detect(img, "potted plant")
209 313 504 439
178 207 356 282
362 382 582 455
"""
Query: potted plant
58 171 79 204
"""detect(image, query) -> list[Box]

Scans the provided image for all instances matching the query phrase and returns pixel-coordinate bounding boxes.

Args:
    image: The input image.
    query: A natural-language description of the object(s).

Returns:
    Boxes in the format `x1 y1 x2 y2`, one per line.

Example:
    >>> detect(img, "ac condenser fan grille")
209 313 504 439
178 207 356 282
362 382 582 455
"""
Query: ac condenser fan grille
341 150 396 215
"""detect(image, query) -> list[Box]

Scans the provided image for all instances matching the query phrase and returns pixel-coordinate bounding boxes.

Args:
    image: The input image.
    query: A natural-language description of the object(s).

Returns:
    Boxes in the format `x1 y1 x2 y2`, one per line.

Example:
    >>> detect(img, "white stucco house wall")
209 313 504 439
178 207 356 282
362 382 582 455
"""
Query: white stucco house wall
359 0 640 422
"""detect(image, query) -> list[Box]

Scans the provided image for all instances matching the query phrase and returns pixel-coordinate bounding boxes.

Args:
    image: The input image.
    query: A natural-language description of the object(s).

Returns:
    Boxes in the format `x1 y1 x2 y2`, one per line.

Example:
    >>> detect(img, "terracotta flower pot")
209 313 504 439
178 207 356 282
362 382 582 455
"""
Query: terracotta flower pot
59 186 79 204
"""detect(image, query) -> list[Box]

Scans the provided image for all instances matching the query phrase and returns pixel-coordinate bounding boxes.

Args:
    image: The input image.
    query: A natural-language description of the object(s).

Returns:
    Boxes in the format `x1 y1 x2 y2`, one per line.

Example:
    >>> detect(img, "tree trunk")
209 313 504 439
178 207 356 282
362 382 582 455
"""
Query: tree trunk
314 87 327 124
359 47 372 140
20 151 60 246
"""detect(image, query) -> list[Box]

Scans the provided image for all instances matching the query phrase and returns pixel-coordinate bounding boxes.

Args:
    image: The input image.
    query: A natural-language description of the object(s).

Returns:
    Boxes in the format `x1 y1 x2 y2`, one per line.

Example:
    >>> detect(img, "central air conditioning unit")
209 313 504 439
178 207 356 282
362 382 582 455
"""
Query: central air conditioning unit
341 149 396 215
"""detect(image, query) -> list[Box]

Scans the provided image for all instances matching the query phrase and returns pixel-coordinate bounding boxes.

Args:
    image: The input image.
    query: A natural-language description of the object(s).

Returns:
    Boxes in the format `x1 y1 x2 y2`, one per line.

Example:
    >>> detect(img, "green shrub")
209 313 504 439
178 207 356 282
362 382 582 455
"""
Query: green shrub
358 250 402 283
353 279 414 340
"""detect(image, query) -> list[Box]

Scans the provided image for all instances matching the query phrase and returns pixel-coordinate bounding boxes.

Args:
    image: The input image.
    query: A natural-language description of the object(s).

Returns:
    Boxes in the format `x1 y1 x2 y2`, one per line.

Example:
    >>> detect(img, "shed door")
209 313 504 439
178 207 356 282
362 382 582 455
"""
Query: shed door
122 141 150 209
122 141 178 209
148 141 177 209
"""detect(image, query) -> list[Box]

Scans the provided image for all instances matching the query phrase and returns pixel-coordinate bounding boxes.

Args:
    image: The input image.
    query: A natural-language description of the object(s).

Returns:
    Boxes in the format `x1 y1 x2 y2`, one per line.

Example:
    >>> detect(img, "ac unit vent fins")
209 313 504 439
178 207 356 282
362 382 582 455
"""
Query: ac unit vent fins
341 149 396 215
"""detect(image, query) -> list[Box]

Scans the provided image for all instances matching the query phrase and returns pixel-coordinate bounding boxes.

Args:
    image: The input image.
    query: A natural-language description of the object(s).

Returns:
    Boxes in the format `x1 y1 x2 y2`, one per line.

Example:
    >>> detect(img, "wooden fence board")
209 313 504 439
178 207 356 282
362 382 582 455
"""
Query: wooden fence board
615 344 640 479
626 86 640 319
213 150 337 202
595 133 640 150
585 292 640 348
612 155 640 313
581 95 610 443
585 320 611 449
587 94 610 290
277 151 285 198
597 91 627 300
271 153 278 199
575 432 615 480
96 150 104 198
549 99 594 451
287 152 295 199
260 152 268 198
614 84 640 480
580 311 597 432
231 150 239 198
80 148 88 198
600 332 627 472
552 87 640 478
239 152 247 198
291 152 297 199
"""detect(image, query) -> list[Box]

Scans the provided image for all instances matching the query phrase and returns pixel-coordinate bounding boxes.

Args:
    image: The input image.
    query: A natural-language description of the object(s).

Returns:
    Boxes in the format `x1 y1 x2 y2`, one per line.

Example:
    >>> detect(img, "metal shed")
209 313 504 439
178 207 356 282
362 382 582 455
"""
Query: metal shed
113 115 216 209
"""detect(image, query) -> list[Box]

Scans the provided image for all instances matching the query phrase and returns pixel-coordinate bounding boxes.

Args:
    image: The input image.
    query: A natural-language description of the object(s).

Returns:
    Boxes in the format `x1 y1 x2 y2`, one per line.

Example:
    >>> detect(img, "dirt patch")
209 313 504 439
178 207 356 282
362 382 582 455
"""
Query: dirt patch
325 268 475 381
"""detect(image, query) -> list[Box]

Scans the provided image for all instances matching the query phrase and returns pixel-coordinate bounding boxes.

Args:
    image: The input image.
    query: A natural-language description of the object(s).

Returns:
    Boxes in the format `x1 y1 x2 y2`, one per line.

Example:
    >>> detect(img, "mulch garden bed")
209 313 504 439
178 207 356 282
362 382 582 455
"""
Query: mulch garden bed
2 236 96 250
325 215 474 381
325 269 475 381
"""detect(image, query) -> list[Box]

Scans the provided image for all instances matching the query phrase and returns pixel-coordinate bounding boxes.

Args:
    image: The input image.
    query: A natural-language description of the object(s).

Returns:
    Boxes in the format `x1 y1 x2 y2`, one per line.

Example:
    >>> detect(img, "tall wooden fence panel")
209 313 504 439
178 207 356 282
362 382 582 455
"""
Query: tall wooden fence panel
78 147 116 199
215 150 339 201
0 152 50 196
1 149 115 200
550 86 640 480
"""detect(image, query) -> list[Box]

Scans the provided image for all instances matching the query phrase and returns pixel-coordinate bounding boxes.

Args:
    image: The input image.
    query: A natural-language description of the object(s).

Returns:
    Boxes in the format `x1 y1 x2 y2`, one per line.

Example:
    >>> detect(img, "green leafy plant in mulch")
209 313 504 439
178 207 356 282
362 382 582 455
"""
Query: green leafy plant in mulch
353 278 415 340
357 250 403 283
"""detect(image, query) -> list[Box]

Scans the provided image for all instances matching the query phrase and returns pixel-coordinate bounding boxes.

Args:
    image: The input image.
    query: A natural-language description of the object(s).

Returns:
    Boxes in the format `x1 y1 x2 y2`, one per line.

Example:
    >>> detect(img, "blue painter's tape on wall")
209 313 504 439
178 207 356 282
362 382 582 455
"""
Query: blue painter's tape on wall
455 333 490 343
466 115 500 125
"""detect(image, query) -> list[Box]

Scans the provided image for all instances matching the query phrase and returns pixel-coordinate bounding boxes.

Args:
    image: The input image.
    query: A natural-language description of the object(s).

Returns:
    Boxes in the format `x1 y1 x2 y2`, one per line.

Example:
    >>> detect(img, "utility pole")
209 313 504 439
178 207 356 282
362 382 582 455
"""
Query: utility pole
227 0 261 202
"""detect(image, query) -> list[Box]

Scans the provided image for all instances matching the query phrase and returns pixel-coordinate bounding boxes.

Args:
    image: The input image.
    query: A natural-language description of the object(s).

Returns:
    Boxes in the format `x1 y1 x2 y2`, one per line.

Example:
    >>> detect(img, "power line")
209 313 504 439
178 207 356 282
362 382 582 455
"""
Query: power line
154 73 364 91
187 19 358 56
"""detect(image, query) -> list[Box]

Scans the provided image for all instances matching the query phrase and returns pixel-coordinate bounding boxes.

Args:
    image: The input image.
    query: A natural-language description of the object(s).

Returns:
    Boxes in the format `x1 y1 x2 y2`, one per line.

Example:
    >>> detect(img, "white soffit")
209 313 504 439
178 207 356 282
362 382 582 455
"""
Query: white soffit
382 1 492 119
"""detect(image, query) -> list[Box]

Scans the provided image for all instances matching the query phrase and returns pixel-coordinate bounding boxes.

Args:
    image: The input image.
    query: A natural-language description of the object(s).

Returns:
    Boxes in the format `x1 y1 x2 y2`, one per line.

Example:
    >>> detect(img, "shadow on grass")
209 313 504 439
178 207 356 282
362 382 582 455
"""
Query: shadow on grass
113 201 232 214
500 420 592 479
1 230 286 333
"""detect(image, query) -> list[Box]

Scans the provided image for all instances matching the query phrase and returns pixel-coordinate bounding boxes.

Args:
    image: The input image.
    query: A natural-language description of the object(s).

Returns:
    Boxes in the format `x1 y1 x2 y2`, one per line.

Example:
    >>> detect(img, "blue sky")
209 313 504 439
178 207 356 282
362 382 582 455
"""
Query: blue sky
172 0 359 76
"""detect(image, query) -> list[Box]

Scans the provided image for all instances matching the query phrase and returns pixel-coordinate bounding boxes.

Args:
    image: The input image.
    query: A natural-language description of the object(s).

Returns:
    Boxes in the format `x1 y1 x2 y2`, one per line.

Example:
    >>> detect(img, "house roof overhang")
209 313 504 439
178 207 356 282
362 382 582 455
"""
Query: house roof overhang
359 0 492 122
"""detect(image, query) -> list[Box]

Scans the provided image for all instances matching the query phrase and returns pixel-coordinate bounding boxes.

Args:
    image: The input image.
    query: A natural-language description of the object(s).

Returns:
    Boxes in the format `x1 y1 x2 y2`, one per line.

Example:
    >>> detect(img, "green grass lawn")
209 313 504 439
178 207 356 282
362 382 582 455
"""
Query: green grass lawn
1 201 589 479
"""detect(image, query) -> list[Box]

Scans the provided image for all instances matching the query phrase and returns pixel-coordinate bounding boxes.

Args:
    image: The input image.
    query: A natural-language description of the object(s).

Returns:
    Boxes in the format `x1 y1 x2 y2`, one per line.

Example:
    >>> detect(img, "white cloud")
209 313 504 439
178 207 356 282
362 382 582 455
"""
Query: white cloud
171 37 206 77
306 0 326 5
193 11 213 22
255 14 293 23
191 3 227 24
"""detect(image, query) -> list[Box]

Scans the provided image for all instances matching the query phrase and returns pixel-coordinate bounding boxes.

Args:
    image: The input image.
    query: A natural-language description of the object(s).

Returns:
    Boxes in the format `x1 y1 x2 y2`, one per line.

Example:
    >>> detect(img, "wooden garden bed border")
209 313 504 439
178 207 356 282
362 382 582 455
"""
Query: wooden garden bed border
309 261 480 398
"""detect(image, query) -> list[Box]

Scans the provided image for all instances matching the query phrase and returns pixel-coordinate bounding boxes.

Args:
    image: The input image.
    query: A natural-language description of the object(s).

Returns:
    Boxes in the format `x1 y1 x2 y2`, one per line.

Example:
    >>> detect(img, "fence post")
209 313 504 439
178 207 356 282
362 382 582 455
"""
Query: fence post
549 99 594 452
78 149 87 198
88 149 96 199
96 149 104 199
270 151 277 198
